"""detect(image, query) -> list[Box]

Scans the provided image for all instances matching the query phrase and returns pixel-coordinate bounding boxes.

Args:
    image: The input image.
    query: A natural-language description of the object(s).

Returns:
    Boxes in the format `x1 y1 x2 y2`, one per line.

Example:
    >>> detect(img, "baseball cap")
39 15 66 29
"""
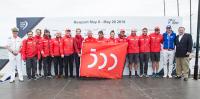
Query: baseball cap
11 27 19 32
166 25 172 29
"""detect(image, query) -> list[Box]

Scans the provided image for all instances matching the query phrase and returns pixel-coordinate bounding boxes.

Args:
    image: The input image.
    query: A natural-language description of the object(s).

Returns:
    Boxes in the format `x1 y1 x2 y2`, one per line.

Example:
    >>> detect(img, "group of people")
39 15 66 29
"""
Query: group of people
5 25 193 83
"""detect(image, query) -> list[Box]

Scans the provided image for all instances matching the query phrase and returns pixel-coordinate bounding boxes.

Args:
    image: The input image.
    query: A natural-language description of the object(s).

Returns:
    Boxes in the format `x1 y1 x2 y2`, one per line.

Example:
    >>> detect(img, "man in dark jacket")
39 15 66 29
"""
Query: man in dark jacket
175 26 193 81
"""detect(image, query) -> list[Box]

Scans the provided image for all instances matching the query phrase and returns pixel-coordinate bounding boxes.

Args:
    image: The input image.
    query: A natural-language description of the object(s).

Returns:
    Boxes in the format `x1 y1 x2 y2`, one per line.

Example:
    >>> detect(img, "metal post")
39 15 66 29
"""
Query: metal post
164 0 166 16
177 0 180 16
190 0 192 34
194 0 200 80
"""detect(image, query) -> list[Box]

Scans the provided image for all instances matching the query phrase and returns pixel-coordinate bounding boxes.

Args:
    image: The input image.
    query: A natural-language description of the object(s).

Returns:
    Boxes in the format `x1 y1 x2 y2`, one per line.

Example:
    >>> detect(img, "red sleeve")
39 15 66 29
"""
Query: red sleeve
21 39 27 60
60 38 64 56
40 39 45 57
36 41 41 60
50 39 54 56
73 38 79 54
161 35 163 43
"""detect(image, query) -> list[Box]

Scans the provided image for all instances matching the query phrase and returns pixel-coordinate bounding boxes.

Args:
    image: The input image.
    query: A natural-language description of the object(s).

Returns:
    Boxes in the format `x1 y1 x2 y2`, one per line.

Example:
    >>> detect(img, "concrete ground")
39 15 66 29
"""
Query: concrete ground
0 76 200 99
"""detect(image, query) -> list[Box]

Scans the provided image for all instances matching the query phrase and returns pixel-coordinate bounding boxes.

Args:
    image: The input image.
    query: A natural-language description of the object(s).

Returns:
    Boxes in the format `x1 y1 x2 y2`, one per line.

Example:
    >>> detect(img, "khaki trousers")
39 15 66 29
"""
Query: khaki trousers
175 57 189 78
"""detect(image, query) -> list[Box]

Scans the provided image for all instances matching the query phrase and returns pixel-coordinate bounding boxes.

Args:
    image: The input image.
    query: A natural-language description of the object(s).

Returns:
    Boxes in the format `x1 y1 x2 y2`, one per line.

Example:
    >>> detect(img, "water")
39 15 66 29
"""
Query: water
0 48 8 59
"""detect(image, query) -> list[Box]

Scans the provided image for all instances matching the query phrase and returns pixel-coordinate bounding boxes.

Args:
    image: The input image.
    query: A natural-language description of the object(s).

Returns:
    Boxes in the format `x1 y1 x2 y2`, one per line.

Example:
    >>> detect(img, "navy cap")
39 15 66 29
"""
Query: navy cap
166 25 172 29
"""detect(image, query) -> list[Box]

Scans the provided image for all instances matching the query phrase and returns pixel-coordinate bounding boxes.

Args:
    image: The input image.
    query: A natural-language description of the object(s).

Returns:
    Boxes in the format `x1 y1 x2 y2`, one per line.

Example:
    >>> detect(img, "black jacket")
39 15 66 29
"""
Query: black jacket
175 33 193 57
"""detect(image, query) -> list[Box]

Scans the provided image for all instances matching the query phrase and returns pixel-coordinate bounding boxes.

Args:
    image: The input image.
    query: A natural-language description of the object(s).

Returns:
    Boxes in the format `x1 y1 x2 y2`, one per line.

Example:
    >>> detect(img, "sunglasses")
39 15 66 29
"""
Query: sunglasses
66 30 71 32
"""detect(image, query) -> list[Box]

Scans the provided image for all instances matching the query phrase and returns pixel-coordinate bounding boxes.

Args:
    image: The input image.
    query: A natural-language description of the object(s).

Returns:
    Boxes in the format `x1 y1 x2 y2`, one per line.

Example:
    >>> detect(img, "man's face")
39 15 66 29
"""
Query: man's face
56 32 61 37
12 32 18 37
178 28 185 35
166 28 172 33
87 31 93 37
44 32 50 36
27 32 33 38
120 31 125 36
142 30 148 35
76 30 81 35
155 29 160 34
110 32 115 38
65 30 71 36
36 30 41 36
131 30 137 35
98 33 104 38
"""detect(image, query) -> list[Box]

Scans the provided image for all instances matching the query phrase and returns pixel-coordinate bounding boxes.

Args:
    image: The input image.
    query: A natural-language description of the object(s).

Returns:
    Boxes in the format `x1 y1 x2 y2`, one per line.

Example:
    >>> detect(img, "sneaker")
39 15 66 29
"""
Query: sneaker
184 78 188 81
145 75 149 78
32 76 37 80
163 75 167 78
35 74 39 77
175 76 182 79
19 79 24 82
140 74 144 78
9 80 15 83
38 74 43 78
134 74 139 78
155 73 160 78
27 78 31 81
168 75 172 78
47 75 53 78
152 73 156 78
129 71 132 78
44 76 48 79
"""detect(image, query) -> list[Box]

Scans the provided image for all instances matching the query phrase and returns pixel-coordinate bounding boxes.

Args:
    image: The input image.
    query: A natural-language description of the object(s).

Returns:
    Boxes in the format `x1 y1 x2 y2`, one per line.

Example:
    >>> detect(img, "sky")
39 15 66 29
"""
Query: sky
0 0 199 45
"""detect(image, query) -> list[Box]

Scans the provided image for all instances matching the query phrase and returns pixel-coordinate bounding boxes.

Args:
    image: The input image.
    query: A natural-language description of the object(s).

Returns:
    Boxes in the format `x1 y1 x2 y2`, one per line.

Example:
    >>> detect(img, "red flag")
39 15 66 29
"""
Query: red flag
80 42 128 79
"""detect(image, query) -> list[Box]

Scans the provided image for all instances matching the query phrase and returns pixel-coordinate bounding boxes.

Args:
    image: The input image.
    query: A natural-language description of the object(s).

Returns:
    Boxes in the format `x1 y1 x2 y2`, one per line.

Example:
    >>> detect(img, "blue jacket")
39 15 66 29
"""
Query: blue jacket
163 32 176 49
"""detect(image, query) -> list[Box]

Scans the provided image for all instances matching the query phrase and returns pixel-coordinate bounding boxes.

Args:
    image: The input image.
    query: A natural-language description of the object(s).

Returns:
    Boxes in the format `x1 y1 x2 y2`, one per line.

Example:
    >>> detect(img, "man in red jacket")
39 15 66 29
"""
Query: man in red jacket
84 30 97 42
107 30 116 43
74 28 84 78
116 29 127 43
51 32 63 78
34 29 43 77
97 30 107 42
139 27 150 78
22 31 40 80
60 28 77 78
127 28 140 78
149 27 163 78
41 29 52 78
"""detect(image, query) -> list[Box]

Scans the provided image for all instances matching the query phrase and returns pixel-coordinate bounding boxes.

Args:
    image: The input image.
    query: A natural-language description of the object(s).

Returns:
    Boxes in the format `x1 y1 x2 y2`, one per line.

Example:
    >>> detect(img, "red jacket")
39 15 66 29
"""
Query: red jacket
116 37 127 43
34 35 42 51
51 37 61 56
149 33 163 52
107 37 117 43
97 37 107 42
60 35 77 56
40 36 51 57
139 34 150 53
21 37 40 60
84 37 97 43
74 35 84 54
127 35 140 53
